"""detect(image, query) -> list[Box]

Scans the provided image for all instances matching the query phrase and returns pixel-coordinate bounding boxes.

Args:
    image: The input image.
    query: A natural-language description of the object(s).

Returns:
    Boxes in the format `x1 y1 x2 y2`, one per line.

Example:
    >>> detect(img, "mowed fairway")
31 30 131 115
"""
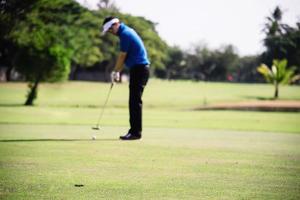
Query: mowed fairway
0 125 300 199
0 80 300 199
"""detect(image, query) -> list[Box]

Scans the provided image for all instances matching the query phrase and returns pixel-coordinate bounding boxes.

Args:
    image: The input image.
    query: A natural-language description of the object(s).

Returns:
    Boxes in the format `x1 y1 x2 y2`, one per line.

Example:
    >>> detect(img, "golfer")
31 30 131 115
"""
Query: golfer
102 16 150 140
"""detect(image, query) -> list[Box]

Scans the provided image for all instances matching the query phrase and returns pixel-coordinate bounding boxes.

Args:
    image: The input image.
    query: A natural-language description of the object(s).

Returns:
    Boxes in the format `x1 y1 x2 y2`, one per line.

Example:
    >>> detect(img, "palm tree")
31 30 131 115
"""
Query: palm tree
97 0 119 11
257 59 300 99
264 6 283 36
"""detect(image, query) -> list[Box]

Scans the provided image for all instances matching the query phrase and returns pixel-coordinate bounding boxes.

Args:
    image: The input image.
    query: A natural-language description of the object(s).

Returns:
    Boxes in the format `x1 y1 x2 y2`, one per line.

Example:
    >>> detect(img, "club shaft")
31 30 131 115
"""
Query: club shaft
95 83 114 128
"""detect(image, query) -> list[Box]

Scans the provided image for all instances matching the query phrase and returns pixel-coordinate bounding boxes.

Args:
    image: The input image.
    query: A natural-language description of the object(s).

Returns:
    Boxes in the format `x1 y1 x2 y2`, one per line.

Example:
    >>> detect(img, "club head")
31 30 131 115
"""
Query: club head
92 127 100 130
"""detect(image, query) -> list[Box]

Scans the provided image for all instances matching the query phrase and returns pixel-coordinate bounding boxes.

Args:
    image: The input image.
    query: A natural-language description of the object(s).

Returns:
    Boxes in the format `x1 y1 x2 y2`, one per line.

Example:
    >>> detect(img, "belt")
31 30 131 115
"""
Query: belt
131 64 150 69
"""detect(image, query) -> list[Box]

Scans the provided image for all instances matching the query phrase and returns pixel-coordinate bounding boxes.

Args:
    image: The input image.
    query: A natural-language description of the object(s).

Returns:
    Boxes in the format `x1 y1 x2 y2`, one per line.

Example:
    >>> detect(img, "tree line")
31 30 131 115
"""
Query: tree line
162 6 300 83
1 0 299 104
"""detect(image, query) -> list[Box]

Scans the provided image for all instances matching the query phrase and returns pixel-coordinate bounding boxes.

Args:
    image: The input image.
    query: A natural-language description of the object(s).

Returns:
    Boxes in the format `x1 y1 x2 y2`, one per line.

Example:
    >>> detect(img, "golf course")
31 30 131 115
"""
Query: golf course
0 79 300 199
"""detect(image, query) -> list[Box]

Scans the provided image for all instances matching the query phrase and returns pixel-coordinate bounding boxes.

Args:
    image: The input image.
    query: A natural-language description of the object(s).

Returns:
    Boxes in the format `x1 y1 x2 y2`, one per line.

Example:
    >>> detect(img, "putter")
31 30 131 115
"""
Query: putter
92 82 114 130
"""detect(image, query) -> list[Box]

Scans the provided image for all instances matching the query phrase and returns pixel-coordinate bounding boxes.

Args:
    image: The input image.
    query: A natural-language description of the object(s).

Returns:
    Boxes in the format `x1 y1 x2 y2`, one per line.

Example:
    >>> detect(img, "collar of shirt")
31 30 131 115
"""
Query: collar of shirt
117 23 126 36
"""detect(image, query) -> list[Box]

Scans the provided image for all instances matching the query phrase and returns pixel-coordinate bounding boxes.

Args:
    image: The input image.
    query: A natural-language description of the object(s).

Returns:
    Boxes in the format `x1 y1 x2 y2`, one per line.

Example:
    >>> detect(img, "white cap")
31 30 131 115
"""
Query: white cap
102 18 119 35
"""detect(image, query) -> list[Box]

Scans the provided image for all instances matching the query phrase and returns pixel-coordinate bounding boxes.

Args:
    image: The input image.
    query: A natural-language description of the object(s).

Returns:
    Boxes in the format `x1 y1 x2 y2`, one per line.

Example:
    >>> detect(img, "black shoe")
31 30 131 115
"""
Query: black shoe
119 133 141 140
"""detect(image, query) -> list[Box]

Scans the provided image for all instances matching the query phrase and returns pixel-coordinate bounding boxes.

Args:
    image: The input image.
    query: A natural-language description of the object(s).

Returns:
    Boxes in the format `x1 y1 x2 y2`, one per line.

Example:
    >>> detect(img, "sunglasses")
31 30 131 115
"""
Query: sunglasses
108 24 116 31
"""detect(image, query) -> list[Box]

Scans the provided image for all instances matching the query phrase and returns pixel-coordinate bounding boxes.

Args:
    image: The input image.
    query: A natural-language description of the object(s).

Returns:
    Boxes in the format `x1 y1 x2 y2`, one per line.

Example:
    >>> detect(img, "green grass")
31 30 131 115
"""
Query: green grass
0 106 299 133
0 124 299 199
1 79 300 108
0 79 300 199
0 80 300 133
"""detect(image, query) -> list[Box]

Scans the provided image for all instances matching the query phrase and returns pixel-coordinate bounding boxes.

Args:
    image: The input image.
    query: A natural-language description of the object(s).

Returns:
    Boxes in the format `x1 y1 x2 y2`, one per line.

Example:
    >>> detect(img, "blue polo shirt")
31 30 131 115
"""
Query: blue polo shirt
117 23 150 69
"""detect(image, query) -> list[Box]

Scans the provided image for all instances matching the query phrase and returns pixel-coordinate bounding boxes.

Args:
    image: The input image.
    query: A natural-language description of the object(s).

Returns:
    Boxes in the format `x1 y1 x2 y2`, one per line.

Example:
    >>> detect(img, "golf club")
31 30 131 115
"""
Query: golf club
92 82 114 130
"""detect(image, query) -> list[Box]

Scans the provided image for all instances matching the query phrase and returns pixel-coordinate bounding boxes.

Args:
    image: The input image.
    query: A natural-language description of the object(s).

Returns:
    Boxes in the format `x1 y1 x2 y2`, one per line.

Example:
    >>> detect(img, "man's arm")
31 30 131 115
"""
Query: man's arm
114 51 127 72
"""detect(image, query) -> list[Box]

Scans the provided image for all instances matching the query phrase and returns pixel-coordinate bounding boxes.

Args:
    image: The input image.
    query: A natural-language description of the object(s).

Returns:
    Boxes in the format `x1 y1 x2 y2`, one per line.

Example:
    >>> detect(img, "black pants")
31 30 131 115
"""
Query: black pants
129 65 149 136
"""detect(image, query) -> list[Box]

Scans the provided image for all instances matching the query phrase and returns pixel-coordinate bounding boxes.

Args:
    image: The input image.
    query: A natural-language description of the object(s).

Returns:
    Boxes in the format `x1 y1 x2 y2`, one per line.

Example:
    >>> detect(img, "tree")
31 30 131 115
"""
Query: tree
9 0 88 105
257 59 300 99
163 46 186 79
184 44 239 81
262 6 300 73
0 0 37 81
213 45 239 81
264 6 283 37
97 0 119 11
237 55 261 83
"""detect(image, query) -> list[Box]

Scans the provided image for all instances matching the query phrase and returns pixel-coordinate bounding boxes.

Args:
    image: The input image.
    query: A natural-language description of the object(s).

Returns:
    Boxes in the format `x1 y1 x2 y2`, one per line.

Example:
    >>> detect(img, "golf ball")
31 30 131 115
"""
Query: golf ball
92 135 96 140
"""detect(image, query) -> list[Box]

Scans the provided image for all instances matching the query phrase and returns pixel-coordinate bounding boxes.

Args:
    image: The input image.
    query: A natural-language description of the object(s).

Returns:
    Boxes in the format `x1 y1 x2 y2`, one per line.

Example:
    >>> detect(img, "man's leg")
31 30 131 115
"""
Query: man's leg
120 66 149 140
129 66 149 136
129 84 144 136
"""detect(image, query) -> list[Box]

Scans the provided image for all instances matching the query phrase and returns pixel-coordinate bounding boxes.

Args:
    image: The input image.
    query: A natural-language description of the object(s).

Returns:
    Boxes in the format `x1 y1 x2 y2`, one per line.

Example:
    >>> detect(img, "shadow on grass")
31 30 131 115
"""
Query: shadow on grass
0 103 119 108
0 139 119 142
0 103 25 107
241 96 276 100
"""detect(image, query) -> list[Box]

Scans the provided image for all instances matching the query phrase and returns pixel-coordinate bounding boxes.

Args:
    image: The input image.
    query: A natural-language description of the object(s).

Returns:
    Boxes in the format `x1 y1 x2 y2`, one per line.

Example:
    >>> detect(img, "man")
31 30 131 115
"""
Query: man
102 16 150 140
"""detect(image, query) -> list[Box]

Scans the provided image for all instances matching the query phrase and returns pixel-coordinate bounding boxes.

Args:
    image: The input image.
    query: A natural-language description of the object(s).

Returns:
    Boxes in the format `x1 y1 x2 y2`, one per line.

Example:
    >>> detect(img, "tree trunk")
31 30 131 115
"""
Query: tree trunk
166 69 171 80
5 66 12 82
105 61 114 82
25 77 41 106
274 82 279 99
69 65 78 80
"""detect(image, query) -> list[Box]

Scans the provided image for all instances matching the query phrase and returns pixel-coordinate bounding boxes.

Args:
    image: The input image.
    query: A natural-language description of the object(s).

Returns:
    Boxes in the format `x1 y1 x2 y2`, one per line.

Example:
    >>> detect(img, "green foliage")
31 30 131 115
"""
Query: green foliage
257 59 298 84
163 46 187 79
5 0 108 78
70 10 104 67
2 1 300 86
8 0 76 104
178 44 240 81
262 6 300 73
48 44 72 82
1 0 171 103
257 59 300 98
236 56 261 82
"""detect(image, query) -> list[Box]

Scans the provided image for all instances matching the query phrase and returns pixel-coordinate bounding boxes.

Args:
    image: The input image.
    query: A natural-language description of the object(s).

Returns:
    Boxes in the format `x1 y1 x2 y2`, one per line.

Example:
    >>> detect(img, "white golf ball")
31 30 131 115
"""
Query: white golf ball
92 135 96 140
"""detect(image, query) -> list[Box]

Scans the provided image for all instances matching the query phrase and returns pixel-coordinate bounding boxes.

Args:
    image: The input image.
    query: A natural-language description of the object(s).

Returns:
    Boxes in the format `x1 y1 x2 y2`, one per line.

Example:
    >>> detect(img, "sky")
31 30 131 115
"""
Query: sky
76 0 300 56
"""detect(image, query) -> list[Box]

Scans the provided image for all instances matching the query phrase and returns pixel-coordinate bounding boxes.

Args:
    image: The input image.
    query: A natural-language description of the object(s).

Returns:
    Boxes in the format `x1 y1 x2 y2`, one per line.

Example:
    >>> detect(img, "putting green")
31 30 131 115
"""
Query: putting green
0 124 299 199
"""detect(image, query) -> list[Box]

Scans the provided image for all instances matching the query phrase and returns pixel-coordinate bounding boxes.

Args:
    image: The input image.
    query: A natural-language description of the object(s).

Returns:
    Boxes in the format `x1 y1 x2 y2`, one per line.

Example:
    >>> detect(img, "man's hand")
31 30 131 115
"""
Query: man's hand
110 71 120 82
